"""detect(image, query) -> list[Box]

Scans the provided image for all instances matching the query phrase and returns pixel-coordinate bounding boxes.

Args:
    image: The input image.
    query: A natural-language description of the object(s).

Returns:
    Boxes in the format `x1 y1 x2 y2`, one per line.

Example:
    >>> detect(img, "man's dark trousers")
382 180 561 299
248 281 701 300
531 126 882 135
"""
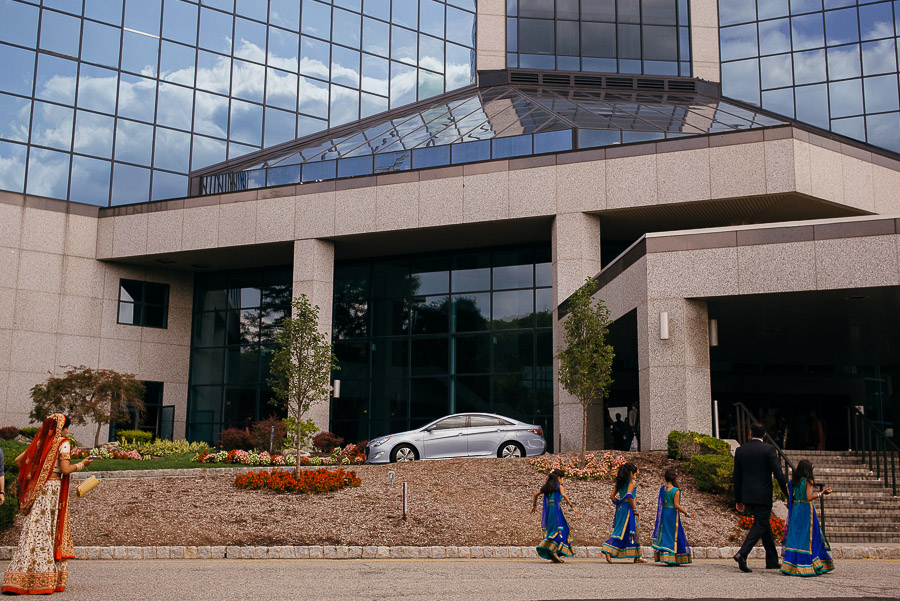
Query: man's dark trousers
738 503 778 562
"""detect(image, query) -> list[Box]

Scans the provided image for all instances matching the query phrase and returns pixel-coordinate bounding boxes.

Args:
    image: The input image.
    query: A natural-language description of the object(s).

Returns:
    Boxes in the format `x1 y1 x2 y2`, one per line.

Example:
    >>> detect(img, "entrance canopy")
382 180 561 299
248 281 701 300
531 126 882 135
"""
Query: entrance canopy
191 73 785 195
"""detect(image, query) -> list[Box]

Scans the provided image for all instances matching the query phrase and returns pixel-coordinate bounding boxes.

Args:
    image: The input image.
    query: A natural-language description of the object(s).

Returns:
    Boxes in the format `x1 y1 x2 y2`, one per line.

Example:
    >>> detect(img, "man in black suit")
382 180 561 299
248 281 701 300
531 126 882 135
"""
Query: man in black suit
732 422 788 572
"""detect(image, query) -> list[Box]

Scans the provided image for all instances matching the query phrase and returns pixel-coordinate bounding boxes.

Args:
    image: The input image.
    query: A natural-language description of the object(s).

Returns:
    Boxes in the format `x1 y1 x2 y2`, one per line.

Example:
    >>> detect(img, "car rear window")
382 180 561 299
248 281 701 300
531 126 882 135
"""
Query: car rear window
469 416 502 426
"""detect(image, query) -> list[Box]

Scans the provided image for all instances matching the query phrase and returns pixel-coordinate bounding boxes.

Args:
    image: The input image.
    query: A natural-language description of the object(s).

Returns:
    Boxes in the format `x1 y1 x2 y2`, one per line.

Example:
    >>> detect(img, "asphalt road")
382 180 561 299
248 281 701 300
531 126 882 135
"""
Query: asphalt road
10 558 898 601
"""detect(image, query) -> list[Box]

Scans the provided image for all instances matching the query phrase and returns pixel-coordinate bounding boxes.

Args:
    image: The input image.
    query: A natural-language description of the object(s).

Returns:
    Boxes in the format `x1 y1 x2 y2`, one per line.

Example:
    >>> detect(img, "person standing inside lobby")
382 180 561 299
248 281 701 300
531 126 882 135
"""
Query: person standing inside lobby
732 422 788 572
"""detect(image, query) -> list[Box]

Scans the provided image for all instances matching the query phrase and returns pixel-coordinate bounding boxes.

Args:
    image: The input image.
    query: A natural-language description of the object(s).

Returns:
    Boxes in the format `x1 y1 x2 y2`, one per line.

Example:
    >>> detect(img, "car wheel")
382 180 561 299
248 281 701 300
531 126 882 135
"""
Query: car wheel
498 442 524 458
391 444 418 462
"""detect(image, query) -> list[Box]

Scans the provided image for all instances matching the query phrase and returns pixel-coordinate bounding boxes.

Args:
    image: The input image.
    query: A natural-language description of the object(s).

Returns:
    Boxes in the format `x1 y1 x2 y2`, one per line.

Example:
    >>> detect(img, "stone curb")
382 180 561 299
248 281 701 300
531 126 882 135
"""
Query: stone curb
70 466 334 479
0 545 896 561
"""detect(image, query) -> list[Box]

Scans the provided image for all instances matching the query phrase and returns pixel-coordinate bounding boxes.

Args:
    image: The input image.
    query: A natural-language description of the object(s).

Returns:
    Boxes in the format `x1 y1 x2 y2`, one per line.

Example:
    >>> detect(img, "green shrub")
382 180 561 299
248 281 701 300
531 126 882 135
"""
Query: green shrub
19 427 39 440
120 439 210 457
687 454 734 495
0 440 28 476
667 430 731 460
117 430 152 444
0 479 18 530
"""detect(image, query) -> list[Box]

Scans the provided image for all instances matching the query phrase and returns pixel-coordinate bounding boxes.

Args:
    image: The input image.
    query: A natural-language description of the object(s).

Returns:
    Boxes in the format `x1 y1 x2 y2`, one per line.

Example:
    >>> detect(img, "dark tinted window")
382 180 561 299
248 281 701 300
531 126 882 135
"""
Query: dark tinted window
118 279 169 328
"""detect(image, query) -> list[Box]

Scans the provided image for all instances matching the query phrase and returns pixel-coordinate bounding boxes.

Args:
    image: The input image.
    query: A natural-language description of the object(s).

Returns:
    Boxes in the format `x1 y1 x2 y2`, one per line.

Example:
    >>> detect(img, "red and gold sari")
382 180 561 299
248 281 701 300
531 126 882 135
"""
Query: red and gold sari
1 414 74 595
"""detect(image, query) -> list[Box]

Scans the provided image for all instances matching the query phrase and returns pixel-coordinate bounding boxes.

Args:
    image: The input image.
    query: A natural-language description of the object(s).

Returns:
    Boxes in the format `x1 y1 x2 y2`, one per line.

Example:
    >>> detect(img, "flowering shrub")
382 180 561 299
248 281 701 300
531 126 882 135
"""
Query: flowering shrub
738 515 787 540
73 447 147 461
118 439 210 457
529 452 626 481
234 468 361 494
312 431 344 453
192 449 297 466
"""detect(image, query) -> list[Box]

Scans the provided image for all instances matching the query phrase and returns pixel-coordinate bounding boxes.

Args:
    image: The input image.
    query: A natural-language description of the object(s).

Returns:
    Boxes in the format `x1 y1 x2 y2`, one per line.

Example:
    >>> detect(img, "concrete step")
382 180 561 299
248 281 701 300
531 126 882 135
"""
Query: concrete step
827 523 900 533
828 533 900 543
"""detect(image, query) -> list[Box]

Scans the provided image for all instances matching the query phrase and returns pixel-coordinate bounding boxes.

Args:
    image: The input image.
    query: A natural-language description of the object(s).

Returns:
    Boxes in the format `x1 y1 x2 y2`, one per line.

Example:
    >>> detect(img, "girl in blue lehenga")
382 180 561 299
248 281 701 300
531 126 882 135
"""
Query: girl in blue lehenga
602 462 647 563
651 469 694 565
781 460 834 577
531 468 580 563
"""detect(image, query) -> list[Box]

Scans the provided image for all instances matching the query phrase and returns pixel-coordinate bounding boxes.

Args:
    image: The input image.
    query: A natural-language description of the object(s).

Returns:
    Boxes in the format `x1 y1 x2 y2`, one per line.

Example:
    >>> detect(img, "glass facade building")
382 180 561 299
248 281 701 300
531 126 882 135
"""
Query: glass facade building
331 246 554 446
0 0 476 206
506 0 693 76
188 267 292 443
719 0 900 152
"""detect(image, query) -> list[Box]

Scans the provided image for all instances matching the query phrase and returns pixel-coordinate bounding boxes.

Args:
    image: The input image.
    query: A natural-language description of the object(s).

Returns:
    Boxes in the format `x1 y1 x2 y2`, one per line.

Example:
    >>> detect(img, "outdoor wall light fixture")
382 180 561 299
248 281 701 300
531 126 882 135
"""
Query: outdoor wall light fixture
709 318 719 347
659 312 669 339
332 379 341 399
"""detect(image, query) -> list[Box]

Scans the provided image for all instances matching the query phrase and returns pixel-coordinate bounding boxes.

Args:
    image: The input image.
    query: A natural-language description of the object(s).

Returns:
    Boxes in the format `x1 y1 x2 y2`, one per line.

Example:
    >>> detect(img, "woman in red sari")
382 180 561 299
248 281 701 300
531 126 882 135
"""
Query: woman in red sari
2 414 92 595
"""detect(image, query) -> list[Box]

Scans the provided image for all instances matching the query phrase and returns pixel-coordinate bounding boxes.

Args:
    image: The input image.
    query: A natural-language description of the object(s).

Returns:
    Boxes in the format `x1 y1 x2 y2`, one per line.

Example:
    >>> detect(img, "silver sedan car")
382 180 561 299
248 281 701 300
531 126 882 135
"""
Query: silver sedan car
366 413 546 463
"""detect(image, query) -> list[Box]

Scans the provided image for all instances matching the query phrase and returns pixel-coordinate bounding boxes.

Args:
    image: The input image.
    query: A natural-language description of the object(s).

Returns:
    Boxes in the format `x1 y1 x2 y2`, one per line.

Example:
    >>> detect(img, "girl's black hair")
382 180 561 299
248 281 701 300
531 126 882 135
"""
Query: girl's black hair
63 415 71 429
792 459 814 486
664 468 679 487
540 468 564 495
615 462 637 491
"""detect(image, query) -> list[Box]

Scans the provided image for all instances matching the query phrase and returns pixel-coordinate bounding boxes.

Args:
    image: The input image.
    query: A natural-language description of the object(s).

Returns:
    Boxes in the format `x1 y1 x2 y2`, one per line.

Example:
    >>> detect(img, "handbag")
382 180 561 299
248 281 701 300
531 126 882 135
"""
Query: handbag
76 476 100 497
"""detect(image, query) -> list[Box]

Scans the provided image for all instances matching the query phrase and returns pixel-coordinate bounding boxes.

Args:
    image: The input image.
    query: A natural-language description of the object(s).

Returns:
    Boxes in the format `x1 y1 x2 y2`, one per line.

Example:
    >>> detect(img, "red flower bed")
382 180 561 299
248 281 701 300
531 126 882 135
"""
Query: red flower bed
234 468 361 494
738 515 786 540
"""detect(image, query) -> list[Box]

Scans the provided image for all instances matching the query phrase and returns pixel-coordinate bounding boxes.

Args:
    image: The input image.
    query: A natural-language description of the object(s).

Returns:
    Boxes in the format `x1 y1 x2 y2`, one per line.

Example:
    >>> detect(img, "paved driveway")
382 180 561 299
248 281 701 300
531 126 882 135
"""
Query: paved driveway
12 558 898 601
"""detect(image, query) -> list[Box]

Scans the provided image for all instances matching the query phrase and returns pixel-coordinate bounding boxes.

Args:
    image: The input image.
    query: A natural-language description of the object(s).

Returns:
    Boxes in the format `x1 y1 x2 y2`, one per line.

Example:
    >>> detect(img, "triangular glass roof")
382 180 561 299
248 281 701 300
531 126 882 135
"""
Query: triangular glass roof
195 80 787 195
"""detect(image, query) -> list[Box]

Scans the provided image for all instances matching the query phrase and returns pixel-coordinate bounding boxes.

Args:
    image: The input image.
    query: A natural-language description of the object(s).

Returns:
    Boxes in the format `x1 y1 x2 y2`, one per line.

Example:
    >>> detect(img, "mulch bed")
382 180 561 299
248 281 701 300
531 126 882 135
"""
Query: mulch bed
0 452 741 548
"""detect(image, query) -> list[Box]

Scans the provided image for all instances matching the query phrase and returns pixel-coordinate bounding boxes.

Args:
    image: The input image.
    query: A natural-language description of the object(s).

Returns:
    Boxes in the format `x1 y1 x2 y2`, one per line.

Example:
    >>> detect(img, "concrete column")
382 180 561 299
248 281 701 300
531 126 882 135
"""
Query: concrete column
292 238 335 431
638 298 712 451
552 213 602 453
476 0 506 72
690 0 720 82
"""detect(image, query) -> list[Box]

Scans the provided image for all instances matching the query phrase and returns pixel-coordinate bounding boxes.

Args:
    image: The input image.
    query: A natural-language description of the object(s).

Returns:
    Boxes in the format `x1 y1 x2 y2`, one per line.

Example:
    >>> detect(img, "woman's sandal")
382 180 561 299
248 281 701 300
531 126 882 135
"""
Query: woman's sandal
605 553 612 564
550 554 562 563
634 557 648 564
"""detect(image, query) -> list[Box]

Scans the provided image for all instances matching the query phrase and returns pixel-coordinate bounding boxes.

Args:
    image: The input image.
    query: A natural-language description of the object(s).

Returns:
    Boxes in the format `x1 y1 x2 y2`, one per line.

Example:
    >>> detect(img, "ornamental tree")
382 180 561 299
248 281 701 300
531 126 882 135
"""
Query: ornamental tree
556 278 615 464
267 294 339 473
30 365 146 447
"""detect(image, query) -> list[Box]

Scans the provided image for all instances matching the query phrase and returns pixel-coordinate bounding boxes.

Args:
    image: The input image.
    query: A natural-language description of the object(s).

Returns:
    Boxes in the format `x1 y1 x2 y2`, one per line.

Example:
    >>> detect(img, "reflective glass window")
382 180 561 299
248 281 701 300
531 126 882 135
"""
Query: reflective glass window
35 54 77 105
332 46 361 88
825 7 859 46
77 64 117 114
0 44 35 96
111 162 151 204
866 111 900 151
791 0 823 14
300 35 331 78
519 19 554 54
420 0 444 38
26 147 69 198
863 73 900 112
859 1 894 41
643 0 677 25
618 24 642 59
153 126 192 172
643 25 677 60
30 101 73 151
229 99 262 145
0 0 39 47
268 27 299 71
81 20 121 69
862 39 897 75
793 49 827 83
163 0 199 46
761 54 794 89
117 74 157 122
829 78 864 117
266 68 298 110
720 0 757 24
445 43 474 89
791 13 826 51
390 61 416 108
197 50 231 93
125 0 162 36
192 133 226 168
722 58 761 105
232 59 264 102
361 54 389 95
0 94 30 142
831 114 865 139
193 90 229 137
763 87 796 116
827 44 862 79
121 30 160 77
330 84 359 125
301 0 331 39
263 106 296 146
333 8 361 49
759 18 792 55
617 0 641 22
157 82 194 130
235 0 266 22
0 140 26 192
39 9 80 58
73 111 114 158
69 155 110 205
160 41 196 86
269 0 300 30
234 17 266 62
85 0 123 26
199 6 233 54
299 76 330 118
446 6 475 47
795 83 830 127
115 119 154 165
581 22 616 57
721 24 759 62
391 25 418 65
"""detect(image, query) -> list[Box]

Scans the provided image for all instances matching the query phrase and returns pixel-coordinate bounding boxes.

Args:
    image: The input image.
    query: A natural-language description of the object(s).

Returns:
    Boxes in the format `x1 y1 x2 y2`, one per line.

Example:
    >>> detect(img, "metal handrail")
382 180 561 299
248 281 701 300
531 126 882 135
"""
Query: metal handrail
733 403 827 535
847 407 899 496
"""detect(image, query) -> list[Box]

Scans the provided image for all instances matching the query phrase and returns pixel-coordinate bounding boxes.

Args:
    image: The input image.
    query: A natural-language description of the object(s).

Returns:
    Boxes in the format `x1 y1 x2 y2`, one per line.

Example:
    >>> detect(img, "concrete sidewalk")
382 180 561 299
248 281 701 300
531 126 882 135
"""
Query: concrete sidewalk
20 558 899 601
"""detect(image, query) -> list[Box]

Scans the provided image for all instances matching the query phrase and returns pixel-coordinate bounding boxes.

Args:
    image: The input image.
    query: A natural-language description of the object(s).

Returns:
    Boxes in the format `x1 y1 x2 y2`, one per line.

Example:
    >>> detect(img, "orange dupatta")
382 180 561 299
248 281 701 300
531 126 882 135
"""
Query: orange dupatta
16 414 75 560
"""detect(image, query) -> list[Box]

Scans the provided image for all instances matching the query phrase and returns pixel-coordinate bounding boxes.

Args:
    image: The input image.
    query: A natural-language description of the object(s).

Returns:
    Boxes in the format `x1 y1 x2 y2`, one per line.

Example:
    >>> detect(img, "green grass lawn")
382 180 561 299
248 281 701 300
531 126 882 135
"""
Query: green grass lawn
86 453 224 471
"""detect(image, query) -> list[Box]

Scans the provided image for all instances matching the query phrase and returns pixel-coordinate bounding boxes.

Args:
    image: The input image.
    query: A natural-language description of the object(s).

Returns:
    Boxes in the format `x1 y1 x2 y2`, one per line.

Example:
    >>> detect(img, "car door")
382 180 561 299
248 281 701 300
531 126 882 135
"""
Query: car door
421 415 469 458
465 415 506 456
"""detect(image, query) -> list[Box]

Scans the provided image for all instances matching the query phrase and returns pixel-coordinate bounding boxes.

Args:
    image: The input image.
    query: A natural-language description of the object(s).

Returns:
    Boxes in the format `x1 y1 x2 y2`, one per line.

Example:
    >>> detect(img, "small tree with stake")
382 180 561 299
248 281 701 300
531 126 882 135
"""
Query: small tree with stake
268 294 339 475
556 278 615 464
30 366 146 448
